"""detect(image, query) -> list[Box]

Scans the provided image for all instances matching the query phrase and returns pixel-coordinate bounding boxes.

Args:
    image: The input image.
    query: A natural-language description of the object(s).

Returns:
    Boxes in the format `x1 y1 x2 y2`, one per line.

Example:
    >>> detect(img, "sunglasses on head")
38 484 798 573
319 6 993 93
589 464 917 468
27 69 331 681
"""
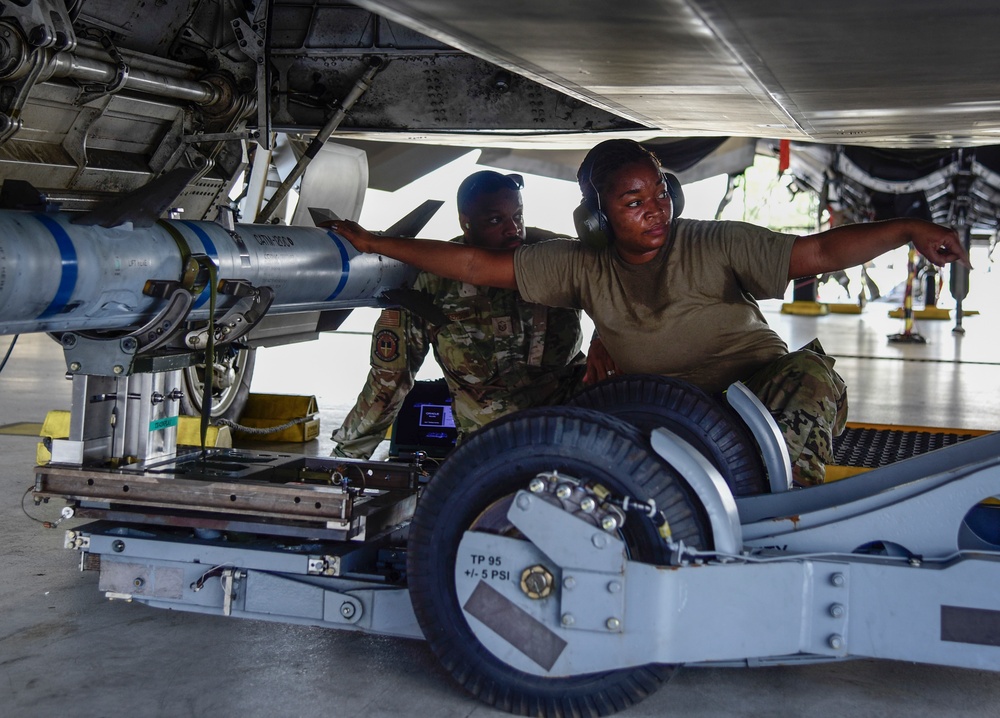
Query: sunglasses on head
463 172 523 195
502 173 524 190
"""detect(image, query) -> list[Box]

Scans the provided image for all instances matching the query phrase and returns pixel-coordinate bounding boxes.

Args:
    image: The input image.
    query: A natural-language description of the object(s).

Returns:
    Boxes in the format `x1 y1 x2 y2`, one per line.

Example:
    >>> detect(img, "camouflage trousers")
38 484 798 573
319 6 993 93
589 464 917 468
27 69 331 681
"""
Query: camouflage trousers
742 338 848 486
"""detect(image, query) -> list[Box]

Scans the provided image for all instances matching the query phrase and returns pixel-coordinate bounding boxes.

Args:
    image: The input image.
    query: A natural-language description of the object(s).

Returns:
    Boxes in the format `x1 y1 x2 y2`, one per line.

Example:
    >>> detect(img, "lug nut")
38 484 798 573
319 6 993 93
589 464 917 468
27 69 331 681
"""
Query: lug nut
520 565 554 599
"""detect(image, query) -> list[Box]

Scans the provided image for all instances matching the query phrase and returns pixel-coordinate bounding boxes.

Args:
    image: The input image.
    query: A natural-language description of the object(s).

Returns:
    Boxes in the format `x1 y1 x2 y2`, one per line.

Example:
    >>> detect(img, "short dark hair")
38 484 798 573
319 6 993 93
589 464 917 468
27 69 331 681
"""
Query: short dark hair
577 139 660 206
456 171 524 213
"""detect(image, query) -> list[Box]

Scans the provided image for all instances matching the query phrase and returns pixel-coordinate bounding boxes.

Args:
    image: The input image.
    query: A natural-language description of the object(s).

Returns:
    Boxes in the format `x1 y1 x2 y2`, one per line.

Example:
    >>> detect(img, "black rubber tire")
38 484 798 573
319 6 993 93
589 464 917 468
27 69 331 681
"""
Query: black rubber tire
407 406 710 717
180 346 255 421
568 374 767 496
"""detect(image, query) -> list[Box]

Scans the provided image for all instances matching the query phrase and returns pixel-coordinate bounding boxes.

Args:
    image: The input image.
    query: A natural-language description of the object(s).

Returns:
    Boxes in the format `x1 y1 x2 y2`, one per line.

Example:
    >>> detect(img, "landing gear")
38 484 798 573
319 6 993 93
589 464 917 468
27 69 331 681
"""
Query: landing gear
569 374 768 496
407 406 710 717
180 345 256 420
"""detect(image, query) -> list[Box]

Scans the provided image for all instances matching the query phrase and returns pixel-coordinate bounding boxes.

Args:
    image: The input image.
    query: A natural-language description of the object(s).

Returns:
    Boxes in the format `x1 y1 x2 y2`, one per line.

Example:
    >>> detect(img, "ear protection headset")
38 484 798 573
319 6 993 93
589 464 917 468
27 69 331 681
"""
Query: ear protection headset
573 166 685 251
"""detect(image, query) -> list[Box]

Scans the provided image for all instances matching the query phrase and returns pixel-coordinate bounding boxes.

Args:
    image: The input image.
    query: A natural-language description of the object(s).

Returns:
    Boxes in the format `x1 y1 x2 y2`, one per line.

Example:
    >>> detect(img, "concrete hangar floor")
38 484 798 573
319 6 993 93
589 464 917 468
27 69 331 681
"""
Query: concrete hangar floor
3 266 1000 717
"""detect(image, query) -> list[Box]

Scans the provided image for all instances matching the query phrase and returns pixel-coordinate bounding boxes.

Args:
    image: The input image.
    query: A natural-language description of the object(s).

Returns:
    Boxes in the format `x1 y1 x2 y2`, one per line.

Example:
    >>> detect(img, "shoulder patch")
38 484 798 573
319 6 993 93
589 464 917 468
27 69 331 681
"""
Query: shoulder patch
378 309 401 327
373 328 401 363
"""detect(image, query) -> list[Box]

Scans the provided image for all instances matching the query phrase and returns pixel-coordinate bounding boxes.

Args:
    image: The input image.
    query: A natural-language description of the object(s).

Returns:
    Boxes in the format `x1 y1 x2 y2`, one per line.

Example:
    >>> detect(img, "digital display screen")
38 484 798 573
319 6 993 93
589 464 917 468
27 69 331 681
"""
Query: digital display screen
418 403 455 428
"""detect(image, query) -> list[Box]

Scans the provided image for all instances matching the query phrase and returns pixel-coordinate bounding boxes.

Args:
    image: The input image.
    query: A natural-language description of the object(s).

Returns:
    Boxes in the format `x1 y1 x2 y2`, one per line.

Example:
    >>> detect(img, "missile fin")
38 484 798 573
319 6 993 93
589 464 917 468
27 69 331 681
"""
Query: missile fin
308 206 342 226
0 179 61 212
71 167 200 228
381 199 444 238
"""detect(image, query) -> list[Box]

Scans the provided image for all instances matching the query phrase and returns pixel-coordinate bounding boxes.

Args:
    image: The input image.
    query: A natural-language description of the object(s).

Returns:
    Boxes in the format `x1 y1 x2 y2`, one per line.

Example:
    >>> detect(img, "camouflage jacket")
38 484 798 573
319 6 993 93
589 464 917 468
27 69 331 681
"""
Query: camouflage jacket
332 231 586 459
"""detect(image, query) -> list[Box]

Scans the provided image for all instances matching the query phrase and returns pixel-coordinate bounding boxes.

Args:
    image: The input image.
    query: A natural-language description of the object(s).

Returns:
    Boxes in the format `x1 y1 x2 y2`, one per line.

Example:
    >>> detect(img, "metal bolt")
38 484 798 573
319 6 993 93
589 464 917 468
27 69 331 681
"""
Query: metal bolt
555 484 573 500
69 361 81 371
528 477 546 493
579 497 596 512
829 603 845 618
520 565 554 599
112 540 125 553
830 572 846 587
601 515 619 531
561 613 575 627
592 533 608 549
28 25 52 47
828 634 844 650
523 573 547 594
606 617 621 631
563 576 576 590
607 581 622 594
133 577 145 588
515 493 531 511
340 602 356 619
112 364 124 375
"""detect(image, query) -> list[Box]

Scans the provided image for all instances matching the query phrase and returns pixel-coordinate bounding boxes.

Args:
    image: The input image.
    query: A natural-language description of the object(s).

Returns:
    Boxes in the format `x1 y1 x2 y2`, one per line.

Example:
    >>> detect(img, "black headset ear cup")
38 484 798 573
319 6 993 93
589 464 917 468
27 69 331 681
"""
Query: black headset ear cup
573 201 609 250
664 172 684 219
574 168 683 249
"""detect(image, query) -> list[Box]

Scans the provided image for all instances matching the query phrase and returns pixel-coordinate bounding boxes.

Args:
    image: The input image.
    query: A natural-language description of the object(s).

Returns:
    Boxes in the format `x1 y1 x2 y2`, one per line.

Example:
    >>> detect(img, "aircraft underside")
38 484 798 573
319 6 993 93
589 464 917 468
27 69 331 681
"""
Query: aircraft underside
3 3 1000 717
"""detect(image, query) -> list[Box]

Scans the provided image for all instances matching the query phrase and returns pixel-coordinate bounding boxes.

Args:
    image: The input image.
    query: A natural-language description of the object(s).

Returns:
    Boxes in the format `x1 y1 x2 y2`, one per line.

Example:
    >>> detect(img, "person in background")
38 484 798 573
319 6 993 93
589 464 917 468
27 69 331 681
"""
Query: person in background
331 170 592 459
326 140 971 485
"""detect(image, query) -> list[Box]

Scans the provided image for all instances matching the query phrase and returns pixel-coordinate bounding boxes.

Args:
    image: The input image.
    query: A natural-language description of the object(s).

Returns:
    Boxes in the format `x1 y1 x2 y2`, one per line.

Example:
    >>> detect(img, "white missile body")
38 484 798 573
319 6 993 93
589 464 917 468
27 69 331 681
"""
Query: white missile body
0 211 414 336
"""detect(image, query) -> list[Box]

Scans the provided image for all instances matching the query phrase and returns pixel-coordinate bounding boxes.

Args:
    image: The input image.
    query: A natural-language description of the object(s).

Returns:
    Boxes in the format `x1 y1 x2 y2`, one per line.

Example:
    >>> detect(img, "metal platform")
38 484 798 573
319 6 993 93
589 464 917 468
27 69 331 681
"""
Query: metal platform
829 422 991 480
34 449 422 541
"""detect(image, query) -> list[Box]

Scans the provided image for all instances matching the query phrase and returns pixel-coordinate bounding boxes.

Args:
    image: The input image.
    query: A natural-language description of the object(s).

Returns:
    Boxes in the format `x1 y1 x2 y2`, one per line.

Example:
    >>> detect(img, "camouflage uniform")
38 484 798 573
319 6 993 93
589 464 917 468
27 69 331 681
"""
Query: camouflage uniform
742 338 848 486
332 232 587 459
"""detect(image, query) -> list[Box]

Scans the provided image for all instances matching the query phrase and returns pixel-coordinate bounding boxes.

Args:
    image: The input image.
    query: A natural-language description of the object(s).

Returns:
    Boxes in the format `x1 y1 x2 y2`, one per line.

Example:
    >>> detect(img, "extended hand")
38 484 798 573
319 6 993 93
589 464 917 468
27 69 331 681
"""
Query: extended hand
321 219 378 253
912 223 973 269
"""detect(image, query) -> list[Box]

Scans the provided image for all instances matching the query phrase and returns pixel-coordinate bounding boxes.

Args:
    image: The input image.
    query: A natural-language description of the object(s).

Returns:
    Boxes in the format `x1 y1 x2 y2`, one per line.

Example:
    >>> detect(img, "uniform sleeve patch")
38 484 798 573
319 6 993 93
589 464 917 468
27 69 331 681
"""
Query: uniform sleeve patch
378 309 401 327
373 329 401 362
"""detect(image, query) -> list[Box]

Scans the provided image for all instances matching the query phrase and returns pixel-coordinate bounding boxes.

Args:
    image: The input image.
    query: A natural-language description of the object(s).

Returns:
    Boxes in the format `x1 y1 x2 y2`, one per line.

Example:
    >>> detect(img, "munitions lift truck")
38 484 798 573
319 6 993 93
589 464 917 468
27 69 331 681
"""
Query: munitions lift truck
30 309 1000 718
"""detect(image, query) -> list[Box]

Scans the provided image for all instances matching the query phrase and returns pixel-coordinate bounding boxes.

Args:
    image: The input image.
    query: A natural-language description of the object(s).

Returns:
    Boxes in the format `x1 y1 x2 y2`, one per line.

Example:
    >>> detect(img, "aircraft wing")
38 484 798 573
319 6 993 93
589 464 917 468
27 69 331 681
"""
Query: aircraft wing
347 0 1000 148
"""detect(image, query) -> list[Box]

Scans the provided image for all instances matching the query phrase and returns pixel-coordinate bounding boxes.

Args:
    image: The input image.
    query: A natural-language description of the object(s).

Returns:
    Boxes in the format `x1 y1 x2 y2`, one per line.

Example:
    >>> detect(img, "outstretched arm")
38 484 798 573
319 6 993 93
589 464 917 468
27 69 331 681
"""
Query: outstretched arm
325 219 518 289
788 218 971 281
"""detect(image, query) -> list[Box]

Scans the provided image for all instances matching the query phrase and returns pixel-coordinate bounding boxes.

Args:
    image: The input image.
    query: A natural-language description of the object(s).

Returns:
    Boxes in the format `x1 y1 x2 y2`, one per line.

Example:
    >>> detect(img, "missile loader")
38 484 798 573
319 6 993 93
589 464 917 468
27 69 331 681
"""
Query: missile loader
10 177 1000 718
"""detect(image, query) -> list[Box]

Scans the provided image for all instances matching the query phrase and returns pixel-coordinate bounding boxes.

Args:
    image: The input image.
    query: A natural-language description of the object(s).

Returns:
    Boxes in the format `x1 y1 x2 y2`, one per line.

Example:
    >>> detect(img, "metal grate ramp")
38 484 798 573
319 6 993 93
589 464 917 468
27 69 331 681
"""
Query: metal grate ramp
828 422 991 480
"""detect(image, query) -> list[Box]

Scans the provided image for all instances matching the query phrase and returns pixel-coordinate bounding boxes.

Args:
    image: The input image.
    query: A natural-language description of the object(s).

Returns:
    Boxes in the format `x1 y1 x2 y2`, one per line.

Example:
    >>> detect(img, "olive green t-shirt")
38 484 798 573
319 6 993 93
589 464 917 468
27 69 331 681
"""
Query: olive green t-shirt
513 218 797 393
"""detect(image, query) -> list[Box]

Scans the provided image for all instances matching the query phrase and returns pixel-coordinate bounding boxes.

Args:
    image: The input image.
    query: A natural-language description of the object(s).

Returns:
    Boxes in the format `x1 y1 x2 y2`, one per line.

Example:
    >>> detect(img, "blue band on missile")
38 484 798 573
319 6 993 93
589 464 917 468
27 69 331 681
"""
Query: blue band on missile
179 221 218 309
325 231 350 301
33 214 78 319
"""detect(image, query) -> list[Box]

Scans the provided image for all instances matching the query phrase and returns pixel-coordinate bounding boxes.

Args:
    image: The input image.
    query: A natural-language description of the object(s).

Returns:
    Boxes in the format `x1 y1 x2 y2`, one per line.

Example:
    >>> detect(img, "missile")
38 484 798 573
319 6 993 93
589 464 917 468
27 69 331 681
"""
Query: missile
0 174 438 338
0 212 417 336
